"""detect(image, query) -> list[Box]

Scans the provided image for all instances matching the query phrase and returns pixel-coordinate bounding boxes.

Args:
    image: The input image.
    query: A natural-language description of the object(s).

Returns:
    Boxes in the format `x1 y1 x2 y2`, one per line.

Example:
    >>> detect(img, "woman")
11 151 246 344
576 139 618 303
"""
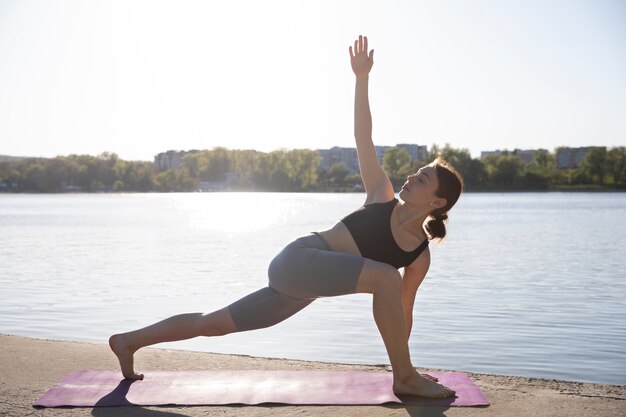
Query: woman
109 35 463 399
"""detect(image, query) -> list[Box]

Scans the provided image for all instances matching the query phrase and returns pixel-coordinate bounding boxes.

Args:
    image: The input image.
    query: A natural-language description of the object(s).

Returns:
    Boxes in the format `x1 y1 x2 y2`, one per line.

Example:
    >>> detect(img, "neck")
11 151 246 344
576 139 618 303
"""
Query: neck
396 200 431 229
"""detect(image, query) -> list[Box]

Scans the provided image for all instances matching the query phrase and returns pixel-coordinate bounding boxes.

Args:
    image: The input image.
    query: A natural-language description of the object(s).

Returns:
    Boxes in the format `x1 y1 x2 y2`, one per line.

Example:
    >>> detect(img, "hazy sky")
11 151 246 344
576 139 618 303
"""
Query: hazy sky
1 0 625 161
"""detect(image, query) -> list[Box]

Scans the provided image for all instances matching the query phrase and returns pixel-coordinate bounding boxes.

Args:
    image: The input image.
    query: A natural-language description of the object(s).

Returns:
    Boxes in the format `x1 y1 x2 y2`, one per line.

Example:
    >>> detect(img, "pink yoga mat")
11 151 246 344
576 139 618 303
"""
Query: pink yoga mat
33 370 489 407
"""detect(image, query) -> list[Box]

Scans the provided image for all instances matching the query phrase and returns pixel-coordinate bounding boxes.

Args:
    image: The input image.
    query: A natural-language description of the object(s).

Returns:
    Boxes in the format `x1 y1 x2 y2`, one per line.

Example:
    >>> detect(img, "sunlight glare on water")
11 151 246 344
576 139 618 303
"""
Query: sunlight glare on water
169 193 292 232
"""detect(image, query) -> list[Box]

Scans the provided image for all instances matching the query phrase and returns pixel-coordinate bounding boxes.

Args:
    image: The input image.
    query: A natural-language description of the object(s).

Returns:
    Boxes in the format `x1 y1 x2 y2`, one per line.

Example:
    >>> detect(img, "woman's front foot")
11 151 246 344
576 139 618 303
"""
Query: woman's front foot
393 371 456 398
108 333 144 380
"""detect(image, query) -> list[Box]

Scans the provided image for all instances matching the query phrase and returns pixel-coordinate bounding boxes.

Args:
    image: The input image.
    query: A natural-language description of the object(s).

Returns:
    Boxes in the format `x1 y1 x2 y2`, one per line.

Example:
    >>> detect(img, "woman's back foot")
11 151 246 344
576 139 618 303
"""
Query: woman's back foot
108 333 144 380
393 372 456 398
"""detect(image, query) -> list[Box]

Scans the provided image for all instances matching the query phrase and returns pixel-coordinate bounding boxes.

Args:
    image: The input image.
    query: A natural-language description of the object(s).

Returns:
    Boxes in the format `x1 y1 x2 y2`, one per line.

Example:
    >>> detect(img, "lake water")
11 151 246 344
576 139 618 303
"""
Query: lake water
1 192 624 385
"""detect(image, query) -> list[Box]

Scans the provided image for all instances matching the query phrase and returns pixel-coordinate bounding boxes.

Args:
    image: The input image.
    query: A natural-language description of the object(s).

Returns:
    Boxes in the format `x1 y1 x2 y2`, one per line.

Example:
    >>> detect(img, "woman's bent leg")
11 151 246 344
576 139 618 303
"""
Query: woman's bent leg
355 259 455 398
109 286 313 379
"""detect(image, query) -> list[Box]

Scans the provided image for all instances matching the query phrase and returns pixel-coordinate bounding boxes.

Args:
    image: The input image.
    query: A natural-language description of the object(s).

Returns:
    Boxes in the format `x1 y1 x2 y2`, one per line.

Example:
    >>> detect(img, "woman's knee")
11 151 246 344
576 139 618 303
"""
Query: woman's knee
197 308 239 336
355 260 402 294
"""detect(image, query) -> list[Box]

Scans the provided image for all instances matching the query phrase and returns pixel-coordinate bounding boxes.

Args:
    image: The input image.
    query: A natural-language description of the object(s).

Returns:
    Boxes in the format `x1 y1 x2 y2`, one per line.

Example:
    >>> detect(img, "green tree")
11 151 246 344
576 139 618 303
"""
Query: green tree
205 147 231 181
269 169 292 191
521 171 549 190
292 149 320 189
483 154 524 187
328 163 349 187
281 149 319 189
524 149 554 189
531 149 556 173
112 180 125 191
345 172 362 187
607 147 626 185
383 148 411 187
229 149 261 188
0 162 22 189
581 147 607 185
95 152 120 188
25 161 56 191
129 162 156 191
155 168 186 192
438 144 483 188
571 167 592 185
181 152 202 178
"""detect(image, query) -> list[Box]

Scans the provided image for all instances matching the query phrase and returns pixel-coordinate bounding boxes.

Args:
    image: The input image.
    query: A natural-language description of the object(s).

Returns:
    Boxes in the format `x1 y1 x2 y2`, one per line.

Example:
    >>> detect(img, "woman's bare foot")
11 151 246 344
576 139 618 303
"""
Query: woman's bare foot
393 371 456 398
109 334 144 380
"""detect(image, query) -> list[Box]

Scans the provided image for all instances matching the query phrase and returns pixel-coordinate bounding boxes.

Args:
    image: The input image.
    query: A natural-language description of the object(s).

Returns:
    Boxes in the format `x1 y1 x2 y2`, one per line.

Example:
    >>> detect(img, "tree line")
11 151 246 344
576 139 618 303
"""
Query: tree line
1 145 625 193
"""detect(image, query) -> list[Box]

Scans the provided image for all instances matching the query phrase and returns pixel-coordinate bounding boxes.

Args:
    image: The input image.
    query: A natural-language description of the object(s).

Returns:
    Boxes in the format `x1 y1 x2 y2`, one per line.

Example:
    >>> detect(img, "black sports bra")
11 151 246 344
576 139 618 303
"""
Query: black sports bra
340 198 429 268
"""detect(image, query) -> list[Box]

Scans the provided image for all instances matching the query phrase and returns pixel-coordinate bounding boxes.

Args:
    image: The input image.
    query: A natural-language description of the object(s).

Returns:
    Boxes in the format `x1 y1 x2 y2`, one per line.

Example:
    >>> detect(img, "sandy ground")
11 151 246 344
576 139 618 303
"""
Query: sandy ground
1 333 624 417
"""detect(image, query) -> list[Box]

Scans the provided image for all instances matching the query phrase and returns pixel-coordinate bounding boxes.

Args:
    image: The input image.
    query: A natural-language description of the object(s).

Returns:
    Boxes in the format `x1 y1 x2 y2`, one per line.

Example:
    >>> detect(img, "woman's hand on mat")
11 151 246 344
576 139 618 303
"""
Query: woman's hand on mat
349 35 374 78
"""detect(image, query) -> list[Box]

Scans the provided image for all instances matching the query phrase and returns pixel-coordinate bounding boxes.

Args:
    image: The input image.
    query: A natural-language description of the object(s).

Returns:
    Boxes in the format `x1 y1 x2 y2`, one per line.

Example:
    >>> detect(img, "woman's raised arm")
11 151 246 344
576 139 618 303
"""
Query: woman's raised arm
349 35 394 204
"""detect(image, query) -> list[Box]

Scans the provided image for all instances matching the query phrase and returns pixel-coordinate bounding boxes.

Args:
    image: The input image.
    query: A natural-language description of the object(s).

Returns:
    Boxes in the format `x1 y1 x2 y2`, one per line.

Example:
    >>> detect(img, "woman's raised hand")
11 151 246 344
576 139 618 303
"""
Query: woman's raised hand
349 35 374 78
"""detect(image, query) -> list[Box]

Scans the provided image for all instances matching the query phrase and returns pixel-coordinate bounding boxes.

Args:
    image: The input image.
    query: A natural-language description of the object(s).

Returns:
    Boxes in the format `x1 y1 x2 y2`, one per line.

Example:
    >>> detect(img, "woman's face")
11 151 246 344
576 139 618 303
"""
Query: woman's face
399 163 446 209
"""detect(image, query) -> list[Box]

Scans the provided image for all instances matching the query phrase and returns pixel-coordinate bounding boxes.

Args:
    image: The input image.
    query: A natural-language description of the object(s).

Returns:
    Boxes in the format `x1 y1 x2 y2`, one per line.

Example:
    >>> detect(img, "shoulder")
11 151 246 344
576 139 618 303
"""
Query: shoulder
363 196 397 207
402 246 430 290
406 244 430 272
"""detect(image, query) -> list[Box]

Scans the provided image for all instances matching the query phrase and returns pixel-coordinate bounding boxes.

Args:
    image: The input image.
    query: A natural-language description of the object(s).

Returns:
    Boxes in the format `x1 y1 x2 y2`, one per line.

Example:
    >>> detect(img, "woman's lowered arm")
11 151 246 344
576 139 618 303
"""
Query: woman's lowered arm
402 248 430 342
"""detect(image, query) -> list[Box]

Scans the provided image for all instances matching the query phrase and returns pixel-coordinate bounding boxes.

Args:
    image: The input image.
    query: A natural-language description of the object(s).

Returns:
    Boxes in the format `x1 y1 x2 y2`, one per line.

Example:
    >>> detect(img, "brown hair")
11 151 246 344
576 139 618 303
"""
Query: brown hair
424 157 464 241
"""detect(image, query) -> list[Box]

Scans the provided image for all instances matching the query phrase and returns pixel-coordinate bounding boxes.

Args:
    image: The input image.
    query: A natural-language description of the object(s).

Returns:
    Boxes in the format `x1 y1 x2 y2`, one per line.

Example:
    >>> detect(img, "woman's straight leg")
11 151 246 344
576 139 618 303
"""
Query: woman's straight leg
109 286 314 379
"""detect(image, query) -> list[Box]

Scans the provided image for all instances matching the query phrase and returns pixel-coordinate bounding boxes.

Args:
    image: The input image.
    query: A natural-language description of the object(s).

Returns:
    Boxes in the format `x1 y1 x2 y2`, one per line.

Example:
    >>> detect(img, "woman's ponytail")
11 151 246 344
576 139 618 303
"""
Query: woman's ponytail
425 211 449 240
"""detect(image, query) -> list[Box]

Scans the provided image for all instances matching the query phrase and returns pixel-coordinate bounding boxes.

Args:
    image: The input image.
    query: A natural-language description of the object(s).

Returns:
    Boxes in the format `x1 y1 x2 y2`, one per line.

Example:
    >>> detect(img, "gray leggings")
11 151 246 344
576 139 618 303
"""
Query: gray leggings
226 232 366 332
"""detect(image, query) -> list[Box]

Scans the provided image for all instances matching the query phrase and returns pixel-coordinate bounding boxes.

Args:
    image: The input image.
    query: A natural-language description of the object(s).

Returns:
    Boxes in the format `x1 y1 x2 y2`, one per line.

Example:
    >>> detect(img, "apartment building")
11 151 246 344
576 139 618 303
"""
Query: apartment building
317 144 428 174
154 150 200 171
556 146 605 169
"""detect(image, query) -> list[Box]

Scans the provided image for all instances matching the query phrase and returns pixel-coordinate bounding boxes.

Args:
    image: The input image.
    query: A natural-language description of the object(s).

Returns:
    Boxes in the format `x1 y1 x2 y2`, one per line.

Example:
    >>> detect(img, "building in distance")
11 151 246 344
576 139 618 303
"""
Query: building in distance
316 147 359 174
317 144 428 174
396 143 428 162
556 146 606 169
154 149 200 171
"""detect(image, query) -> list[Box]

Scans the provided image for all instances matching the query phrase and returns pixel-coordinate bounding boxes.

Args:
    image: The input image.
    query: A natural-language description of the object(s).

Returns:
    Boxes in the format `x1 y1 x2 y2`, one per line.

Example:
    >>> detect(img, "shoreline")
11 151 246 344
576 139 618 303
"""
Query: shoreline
5 332 619 386
1 333 624 417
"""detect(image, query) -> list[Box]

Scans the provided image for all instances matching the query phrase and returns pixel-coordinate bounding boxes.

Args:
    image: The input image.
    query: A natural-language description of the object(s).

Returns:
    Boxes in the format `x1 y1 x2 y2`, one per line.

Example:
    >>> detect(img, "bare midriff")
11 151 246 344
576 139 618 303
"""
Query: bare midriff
317 222 362 256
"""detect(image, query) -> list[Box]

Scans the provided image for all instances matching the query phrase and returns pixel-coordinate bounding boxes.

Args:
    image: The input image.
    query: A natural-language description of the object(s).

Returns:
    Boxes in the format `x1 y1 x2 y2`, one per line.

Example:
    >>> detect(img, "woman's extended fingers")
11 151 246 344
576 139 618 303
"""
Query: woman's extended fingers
356 35 367 55
350 35 369 57
357 34 367 54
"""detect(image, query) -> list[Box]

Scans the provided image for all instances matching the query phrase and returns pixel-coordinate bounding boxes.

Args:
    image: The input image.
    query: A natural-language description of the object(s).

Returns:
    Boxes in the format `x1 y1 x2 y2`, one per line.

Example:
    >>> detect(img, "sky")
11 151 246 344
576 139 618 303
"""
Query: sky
1 0 625 162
